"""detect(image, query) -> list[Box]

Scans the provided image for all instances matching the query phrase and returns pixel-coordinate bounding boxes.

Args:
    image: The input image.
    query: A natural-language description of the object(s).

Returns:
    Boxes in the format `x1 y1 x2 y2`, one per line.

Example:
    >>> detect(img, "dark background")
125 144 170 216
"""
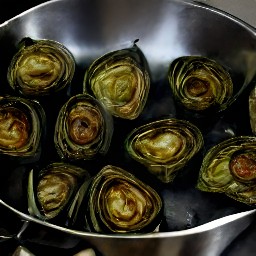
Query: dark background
0 0 49 23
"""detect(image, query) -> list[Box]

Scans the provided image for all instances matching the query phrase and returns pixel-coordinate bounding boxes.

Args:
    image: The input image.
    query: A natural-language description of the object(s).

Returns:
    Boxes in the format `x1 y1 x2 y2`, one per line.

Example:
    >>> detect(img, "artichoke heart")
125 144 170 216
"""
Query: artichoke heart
125 118 204 183
54 94 113 161
0 95 45 162
83 43 150 119
27 162 90 222
7 37 75 96
197 136 256 205
86 165 162 233
168 56 233 112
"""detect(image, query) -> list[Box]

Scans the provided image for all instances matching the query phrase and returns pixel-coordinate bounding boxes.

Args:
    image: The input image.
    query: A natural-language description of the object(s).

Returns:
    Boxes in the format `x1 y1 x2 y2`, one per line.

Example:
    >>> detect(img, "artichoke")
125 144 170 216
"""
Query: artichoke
197 136 256 205
249 85 256 134
7 37 75 97
85 165 162 233
27 162 90 223
168 56 233 112
125 118 204 183
54 93 113 161
83 43 150 119
0 95 45 163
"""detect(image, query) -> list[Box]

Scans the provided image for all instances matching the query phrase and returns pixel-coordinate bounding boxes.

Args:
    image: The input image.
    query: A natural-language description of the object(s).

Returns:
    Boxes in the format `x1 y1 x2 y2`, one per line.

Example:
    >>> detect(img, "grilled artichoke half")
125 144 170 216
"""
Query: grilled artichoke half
54 93 113 161
168 56 233 112
7 37 75 96
197 136 256 205
125 118 204 183
83 43 150 119
85 165 162 234
0 95 45 163
27 162 90 223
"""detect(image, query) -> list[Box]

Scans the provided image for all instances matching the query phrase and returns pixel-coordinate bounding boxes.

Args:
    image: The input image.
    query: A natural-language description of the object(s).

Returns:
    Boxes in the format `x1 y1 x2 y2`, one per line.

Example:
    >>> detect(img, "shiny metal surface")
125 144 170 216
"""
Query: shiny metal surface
1 199 256 256
196 0 256 27
0 0 256 255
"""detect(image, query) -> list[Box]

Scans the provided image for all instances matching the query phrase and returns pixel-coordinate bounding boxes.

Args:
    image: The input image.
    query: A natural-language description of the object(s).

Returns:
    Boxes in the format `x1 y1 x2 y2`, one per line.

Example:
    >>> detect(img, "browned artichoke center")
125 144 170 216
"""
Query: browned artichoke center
67 105 101 145
229 154 256 182
185 78 211 97
0 107 30 149
37 172 77 217
134 131 184 164
17 52 62 89
101 65 137 104
104 181 150 228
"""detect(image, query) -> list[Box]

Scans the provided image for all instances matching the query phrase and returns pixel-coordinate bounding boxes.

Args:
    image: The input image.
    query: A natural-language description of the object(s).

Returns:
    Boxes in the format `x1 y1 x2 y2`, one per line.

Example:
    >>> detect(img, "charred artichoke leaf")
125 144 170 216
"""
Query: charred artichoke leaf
197 136 256 205
54 93 113 161
7 37 75 96
87 165 162 234
28 169 46 220
27 162 90 222
168 56 233 112
227 187 256 205
67 177 92 228
0 95 45 162
83 43 150 119
125 118 204 183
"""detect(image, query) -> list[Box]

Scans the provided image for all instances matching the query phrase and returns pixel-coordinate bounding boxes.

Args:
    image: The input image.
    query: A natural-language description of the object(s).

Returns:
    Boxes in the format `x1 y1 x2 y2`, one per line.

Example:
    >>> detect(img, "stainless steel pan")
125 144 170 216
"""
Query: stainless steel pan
0 0 256 255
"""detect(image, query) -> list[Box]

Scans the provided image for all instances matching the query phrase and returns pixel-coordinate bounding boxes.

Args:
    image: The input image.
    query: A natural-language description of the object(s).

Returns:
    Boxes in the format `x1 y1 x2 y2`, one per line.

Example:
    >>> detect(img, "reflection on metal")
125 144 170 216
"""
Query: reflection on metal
194 0 256 27
16 221 30 240
12 246 35 256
